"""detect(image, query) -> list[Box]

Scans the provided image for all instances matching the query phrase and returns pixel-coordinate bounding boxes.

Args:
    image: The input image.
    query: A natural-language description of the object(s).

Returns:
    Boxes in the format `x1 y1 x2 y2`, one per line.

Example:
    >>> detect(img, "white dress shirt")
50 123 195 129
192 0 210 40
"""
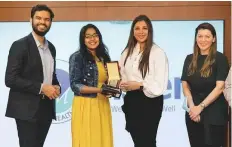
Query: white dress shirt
119 43 169 98
32 33 54 93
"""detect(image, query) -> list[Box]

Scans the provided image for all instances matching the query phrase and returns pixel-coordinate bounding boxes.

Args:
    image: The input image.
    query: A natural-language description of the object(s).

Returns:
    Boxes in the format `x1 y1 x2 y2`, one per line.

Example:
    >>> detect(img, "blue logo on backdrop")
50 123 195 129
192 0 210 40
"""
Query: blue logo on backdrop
164 77 182 99
52 59 74 124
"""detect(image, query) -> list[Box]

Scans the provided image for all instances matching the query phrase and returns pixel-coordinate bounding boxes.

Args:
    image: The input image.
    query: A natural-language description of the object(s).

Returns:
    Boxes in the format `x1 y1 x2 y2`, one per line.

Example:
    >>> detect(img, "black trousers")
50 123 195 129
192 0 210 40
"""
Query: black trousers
15 119 52 147
186 113 226 147
15 98 53 147
122 90 163 147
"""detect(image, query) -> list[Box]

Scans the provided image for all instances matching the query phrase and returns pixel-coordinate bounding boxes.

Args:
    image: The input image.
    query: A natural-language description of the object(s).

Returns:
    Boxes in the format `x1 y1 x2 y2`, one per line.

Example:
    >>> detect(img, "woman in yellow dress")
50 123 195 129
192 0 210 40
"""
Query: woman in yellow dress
69 24 113 147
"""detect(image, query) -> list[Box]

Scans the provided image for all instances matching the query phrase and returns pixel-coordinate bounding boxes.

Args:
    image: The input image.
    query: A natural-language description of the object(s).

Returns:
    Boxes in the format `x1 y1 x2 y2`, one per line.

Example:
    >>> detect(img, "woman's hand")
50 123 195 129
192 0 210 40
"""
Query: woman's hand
119 81 142 91
189 105 203 120
119 81 126 92
191 115 201 123
188 105 201 123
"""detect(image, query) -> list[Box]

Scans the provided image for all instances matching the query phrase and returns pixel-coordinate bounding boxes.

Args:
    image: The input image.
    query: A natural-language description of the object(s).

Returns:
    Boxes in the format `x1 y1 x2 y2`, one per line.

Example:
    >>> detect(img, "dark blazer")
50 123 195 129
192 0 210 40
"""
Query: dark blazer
5 33 60 120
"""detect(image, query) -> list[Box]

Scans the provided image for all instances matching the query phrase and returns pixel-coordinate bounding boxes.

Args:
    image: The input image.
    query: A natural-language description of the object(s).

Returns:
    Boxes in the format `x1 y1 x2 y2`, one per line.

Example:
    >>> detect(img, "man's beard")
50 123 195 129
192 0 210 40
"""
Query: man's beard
32 22 51 37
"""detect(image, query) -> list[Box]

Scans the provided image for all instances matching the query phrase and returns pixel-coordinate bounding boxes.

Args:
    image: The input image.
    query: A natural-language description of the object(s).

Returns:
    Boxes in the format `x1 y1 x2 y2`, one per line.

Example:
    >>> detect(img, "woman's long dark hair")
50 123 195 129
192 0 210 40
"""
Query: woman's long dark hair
188 22 217 77
122 15 154 78
79 24 111 63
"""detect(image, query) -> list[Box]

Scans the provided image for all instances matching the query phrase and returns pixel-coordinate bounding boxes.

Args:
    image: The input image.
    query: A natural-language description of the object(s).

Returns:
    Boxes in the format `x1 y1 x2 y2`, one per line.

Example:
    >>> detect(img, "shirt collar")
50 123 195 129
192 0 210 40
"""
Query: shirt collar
32 32 49 50
134 43 141 54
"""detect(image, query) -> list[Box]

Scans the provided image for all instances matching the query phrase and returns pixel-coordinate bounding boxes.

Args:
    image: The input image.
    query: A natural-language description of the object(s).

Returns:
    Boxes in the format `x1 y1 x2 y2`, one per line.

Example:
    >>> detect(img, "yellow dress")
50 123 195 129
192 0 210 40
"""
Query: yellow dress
71 59 114 147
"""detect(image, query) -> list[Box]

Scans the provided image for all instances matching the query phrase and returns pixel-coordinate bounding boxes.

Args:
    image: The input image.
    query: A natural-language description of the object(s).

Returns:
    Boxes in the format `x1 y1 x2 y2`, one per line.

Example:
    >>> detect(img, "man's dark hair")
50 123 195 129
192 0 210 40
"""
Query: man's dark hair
31 4 54 20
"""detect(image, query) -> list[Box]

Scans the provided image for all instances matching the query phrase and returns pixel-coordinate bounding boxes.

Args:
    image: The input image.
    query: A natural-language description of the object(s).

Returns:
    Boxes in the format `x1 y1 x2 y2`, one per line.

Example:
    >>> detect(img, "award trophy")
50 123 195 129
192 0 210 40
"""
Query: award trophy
101 61 122 98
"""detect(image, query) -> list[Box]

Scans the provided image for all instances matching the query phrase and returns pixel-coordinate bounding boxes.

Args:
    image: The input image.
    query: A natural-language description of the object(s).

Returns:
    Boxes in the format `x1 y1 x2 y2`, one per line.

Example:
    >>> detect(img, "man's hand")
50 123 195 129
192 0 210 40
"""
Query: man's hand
41 84 58 100
53 85 61 98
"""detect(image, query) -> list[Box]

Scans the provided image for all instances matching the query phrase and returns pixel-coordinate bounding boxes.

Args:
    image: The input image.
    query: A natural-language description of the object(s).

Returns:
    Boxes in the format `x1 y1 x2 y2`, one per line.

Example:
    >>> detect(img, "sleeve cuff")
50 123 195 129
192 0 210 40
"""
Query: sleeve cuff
39 83 43 94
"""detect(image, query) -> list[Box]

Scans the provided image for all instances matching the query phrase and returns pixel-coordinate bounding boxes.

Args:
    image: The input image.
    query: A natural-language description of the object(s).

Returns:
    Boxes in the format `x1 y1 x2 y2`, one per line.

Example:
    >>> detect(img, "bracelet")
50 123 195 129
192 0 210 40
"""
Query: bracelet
199 103 205 110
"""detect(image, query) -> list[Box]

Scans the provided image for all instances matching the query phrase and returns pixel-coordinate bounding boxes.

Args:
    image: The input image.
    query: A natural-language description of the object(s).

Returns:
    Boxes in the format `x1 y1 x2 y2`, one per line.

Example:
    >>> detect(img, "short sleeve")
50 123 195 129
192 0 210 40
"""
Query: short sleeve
181 55 190 81
216 53 229 81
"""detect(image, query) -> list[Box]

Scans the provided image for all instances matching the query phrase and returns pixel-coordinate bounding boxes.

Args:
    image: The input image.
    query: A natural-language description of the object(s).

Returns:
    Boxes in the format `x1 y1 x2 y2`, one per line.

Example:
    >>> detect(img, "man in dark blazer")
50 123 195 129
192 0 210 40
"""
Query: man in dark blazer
5 4 60 147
